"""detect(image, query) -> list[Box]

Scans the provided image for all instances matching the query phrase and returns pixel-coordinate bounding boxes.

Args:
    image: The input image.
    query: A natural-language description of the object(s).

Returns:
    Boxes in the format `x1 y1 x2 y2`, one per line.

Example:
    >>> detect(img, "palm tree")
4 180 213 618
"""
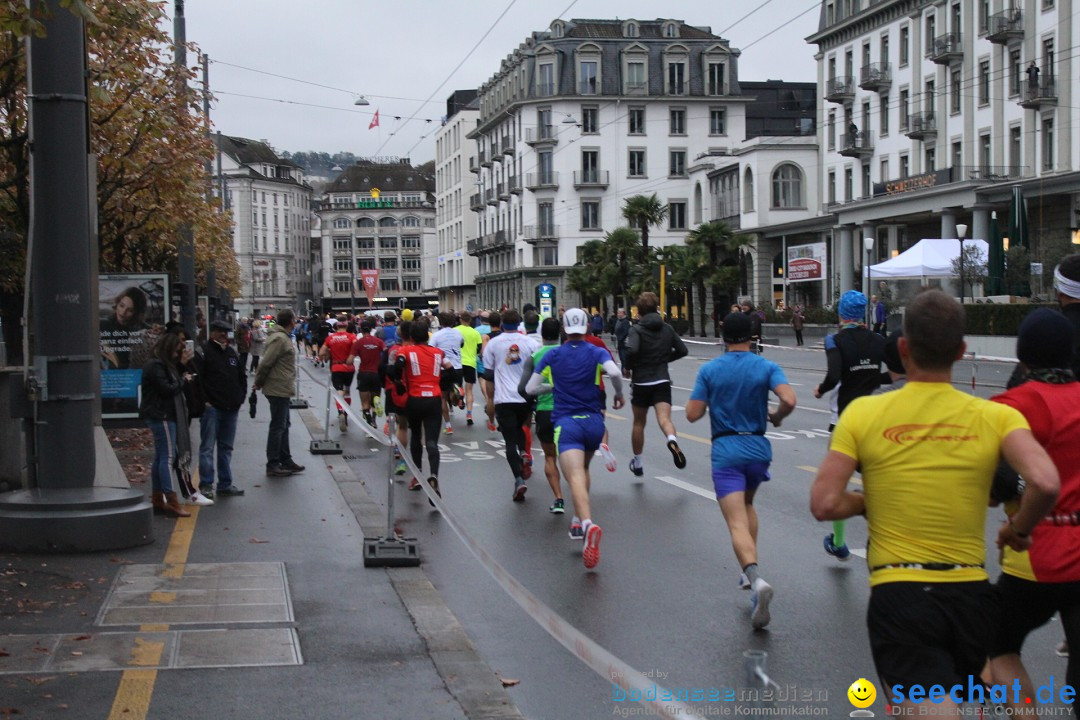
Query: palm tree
602 227 648 311
687 221 754 337
622 194 667 252
567 239 608 308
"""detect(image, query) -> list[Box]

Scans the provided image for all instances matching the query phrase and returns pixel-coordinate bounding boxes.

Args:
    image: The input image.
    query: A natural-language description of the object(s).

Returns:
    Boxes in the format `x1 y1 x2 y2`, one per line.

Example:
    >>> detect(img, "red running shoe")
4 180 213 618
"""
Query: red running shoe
583 524 603 569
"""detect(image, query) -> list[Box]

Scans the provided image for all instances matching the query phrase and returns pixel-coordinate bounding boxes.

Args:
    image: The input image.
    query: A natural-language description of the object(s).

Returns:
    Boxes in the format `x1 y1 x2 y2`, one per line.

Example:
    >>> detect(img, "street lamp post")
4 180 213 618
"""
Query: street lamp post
956 223 968 303
863 237 875 325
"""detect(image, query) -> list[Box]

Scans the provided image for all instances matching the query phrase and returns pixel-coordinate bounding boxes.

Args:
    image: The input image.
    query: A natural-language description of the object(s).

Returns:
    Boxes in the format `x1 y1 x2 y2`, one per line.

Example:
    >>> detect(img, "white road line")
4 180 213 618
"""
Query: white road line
654 475 715 501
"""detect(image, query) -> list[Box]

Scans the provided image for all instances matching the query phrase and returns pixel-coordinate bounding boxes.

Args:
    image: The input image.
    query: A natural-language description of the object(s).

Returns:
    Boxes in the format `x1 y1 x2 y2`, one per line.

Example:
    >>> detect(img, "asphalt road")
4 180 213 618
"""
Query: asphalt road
321 341 1069 719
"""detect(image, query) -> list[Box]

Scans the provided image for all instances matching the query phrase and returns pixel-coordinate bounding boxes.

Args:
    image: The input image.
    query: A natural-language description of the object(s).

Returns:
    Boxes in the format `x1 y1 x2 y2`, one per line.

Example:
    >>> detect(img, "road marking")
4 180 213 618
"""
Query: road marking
654 476 715 501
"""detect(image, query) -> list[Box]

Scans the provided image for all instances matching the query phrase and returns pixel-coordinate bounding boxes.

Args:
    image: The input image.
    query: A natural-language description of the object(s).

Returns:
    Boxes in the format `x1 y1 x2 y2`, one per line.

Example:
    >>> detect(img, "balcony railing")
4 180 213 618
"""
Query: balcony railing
625 80 647 95
484 188 496 205
536 82 556 97
578 79 598 95
490 230 510 248
838 131 873 158
525 125 557 145
905 111 936 140
523 224 560 242
469 157 480 174
479 149 492 168
573 170 610 188
525 172 559 190
466 238 482 255
507 176 522 194
960 165 1026 182
929 32 963 64
1019 77 1056 109
859 62 891 91
497 182 509 200
501 135 515 155
986 8 1023 44
469 193 483 211
825 76 855 104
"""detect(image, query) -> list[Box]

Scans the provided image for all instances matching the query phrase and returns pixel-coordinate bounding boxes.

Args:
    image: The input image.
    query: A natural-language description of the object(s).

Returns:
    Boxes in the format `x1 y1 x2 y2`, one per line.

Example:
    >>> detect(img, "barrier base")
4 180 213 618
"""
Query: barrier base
310 439 343 455
289 398 309 409
363 536 420 567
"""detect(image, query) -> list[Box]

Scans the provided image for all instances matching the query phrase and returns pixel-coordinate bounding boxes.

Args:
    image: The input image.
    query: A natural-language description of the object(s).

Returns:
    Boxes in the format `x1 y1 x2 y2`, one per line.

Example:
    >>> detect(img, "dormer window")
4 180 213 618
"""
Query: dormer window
624 20 639 38
663 21 679 38
551 20 565 38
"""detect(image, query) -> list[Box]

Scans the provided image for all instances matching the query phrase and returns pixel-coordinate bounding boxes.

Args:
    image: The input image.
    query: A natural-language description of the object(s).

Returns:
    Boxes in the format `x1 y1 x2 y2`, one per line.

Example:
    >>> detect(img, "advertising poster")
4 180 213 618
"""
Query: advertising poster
99 274 169 419
787 242 827 282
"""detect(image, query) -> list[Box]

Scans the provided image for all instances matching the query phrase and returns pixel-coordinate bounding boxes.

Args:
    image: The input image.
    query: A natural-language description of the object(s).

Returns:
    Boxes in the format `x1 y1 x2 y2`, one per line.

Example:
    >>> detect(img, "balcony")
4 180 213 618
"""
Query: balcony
838 131 873 159
485 188 497 206
469 193 483 211
905 112 936 141
1019 77 1056 109
466 237 482 255
501 135 515 155
490 230 510 248
469 157 480 174
497 182 509 200
625 81 647 96
573 170 610 189
490 148 503 164
401 245 421 255
523 224 560 243
479 148 491 168
525 125 557 145
986 9 1023 45
525 171 559 191
929 32 962 65
507 175 522 195
960 165 1025 182
536 82 556 98
824 76 855 104
859 62 891 92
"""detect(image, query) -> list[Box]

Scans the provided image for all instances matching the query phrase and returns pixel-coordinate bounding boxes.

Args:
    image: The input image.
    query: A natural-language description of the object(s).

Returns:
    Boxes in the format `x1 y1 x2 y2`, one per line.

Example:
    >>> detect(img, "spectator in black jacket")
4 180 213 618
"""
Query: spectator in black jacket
613 308 631 369
140 332 195 518
196 321 248 498
624 292 689 476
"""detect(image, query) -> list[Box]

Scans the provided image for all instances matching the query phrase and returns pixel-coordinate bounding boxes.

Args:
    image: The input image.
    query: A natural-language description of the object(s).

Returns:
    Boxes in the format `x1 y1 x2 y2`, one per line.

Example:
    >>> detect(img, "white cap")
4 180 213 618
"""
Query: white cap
563 307 589 334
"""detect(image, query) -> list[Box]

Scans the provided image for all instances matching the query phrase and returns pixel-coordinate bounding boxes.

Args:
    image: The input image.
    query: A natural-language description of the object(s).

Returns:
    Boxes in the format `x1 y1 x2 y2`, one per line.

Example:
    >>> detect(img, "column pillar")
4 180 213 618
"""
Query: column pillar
972 207 991 244
940 208 958 240
838 225 855 293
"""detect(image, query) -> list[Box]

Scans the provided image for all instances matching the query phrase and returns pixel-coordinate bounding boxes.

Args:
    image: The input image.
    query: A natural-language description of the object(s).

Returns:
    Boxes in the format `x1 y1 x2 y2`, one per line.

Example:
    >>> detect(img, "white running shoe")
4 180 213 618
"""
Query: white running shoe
599 443 617 473
187 491 214 506
750 578 773 630
738 572 751 590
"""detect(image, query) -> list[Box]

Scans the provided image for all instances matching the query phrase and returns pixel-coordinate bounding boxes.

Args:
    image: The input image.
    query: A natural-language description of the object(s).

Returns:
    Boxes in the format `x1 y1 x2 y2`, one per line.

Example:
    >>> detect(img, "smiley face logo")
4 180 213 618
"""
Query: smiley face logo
847 678 877 709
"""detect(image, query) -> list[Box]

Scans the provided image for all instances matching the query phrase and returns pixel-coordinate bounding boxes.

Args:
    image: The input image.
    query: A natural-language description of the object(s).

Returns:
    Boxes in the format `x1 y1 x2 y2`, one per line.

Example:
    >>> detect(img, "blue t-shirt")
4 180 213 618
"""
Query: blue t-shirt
533 340 610 421
690 352 788 468
474 323 491 371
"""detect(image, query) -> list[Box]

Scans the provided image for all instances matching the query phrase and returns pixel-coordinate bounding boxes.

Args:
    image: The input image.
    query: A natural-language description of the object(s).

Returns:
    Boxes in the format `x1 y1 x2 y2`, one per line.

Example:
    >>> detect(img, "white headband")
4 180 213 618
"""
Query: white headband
1054 266 1080 299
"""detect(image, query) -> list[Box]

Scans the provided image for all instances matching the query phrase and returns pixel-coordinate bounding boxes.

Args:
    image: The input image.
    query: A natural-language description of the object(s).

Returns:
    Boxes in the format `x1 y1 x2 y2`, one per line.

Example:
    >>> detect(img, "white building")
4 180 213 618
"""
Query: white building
467 17 748 311
313 160 437 315
215 136 314 319
435 91 481 312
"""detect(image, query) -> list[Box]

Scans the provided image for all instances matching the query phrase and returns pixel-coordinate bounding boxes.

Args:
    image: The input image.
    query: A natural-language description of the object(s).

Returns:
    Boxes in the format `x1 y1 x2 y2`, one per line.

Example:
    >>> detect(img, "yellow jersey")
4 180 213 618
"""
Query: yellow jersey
830 382 1029 587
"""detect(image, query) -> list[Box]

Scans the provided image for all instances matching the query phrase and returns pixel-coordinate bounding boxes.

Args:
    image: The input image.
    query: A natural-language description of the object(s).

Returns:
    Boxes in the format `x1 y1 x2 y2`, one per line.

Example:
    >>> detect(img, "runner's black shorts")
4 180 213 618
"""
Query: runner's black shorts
461 366 477 384
481 368 494 383
868 580 998 692
631 381 672 408
990 573 1080 657
331 371 355 392
356 371 381 394
440 367 462 392
384 388 403 416
535 410 554 444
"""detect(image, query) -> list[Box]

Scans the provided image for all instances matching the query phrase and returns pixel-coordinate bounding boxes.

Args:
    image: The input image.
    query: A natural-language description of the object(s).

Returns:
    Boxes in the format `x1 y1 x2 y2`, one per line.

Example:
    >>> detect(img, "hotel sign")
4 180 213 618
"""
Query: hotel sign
356 199 394 208
787 242 827 283
873 169 952 197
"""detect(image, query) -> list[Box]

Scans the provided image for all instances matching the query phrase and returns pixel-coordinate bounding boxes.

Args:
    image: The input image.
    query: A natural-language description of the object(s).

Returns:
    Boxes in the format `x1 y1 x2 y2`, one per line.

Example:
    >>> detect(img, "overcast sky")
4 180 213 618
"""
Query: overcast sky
181 0 822 164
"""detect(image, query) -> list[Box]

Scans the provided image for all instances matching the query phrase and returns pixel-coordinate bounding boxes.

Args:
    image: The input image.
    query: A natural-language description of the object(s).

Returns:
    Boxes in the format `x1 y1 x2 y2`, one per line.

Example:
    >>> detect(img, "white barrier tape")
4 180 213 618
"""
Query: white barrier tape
297 361 392 447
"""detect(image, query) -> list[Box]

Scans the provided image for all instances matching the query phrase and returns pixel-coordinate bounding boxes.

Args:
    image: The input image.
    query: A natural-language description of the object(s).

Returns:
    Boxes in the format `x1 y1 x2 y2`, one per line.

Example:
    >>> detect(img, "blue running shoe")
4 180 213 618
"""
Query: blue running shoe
823 533 851 561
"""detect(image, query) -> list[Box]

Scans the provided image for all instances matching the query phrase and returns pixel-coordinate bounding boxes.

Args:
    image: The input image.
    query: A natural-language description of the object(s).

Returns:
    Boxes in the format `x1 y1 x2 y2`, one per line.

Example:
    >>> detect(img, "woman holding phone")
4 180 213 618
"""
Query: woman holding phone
140 332 198 517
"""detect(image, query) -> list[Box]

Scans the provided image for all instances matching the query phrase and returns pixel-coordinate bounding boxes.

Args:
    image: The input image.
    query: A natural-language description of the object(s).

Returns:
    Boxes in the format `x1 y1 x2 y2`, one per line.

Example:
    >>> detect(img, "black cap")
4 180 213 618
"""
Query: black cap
883 330 904 375
209 320 231 333
1017 308 1075 370
722 312 753 344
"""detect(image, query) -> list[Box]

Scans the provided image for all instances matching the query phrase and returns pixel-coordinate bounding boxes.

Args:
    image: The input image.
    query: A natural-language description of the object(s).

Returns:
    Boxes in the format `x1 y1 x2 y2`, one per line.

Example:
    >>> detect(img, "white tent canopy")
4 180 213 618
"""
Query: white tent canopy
868 238 989 280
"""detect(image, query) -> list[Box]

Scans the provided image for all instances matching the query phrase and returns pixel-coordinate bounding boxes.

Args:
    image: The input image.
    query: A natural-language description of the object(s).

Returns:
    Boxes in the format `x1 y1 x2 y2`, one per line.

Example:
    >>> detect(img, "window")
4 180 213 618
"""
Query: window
744 167 755 211
951 69 962 113
626 61 646 93
862 42 871 70
581 107 598 134
828 111 836 151
579 60 598 95
980 132 992 173
1043 38 1055 76
926 15 936 52
707 62 725 95
628 149 646 177
668 201 686 229
827 170 836 204
880 34 890 64
403 257 421 271
844 168 853 201
379 217 397 227
379 237 397 250
334 280 351 293
538 63 555 96
1009 126 1022 170
538 202 554 235
899 154 910 178
669 150 686 177
880 157 890 183
861 164 871 199
899 89 909 130
978 61 990 106
1042 118 1054 170
332 238 351 251
333 259 350 272
628 106 645 135
403 278 422 292
1009 49 1022 96
709 108 726 135
358 237 375 250
925 147 935 171
581 201 600 230
358 217 375 228
880 94 889 135
771 163 803 208
669 108 686 135
979 0 990 33
273 193 278 205
402 216 420 227
952 140 962 170
581 150 599 182
625 21 638 38
379 257 398 271
379 278 400 292
899 25 910 65
358 258 375 270
402 236 421 249
535 246 558 266
538 150 553 182
667 61 686 95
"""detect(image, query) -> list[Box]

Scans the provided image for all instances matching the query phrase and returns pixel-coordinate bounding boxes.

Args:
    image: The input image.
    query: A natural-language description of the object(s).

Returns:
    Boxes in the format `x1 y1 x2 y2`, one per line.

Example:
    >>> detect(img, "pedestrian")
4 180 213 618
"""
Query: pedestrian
813 290 886 560
810 289 1059 716
482 308 540 501
456 311 482 427
624 292 688 477
140 332 196 518
234 318 252 370
686 311 796 629
429 311 464 435
872 294 887 336
591 310 605 336
987 309 1080 712
392 318 449 503
740 302 763 353
249 319 266 371
479 311 504 433
518 317 566 513
320 315 357 431
194 320 247 499
790 305 805 347
348 318 385 427
253 310 305 477
614 308 631 369
525 308 625 569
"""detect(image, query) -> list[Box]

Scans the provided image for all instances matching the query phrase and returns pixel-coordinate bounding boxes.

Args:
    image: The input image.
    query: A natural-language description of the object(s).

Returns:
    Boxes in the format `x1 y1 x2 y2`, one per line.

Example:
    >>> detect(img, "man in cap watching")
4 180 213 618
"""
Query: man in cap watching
197 320 248 497
813 290 886 560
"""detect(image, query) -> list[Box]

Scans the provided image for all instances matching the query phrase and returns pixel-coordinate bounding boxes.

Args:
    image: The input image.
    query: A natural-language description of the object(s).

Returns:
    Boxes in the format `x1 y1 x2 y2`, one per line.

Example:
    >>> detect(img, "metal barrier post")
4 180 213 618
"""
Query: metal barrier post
363 414 419 567
289 350 309 409
310 377 342 454
385 414 397 539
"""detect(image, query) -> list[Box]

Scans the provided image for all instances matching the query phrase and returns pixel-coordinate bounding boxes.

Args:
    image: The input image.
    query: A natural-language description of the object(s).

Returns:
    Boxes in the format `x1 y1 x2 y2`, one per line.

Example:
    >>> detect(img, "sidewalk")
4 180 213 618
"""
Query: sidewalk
0 375 522 720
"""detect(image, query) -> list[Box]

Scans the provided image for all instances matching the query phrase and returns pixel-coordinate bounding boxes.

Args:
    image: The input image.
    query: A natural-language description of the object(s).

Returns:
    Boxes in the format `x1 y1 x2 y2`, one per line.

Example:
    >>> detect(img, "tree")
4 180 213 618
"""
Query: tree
949 244 988 302
622 193 667 252
686 221 753 337
1004 245 1032 298
658 243 706 336
0 0 238 361
601 227 649 311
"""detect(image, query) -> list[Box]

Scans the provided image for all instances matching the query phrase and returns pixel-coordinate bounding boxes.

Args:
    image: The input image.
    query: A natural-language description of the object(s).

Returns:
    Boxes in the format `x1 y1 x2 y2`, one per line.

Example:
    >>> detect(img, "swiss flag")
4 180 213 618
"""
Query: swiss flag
368 109 380 130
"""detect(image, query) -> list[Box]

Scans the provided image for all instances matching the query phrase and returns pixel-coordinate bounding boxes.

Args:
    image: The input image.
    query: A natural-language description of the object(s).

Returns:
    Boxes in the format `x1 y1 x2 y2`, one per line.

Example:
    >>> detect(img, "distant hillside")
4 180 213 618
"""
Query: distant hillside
280 151 359 178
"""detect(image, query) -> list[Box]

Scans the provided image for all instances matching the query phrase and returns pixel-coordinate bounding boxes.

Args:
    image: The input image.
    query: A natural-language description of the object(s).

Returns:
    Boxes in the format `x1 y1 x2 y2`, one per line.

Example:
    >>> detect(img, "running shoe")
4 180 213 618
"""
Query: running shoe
338 412 348 432
455 386 465 410
599 443 617 473
486 420 497 432
628 458 644 477
823 533 851 561
1056 640 1069 658
549 498 565 514
667 439 686 469
383 421 392 437
568 519 584 540
750 578 773 630
582 524 603 569
520 455 532 480
444 423 453 435
373 396 383 417
738 572 751 590
394 460 408 476
466 411 474 427
512 478 527 502
408 477 421 491
427 476 440 507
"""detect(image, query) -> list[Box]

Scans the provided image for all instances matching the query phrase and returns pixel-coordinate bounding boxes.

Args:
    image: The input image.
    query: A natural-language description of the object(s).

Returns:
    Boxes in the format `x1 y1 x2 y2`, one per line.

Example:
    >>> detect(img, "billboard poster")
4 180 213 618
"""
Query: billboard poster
99 274 169 419
787 242 827 283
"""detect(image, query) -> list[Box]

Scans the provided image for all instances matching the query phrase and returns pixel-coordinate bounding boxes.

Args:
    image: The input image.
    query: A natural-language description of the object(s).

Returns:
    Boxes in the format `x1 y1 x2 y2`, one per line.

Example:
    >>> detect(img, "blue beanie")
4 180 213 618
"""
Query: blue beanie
838 290 868 321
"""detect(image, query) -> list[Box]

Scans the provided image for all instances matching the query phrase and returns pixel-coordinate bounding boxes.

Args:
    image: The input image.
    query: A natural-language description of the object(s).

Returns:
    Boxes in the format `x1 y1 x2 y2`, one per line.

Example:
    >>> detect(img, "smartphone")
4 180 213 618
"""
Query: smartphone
184 340 194 354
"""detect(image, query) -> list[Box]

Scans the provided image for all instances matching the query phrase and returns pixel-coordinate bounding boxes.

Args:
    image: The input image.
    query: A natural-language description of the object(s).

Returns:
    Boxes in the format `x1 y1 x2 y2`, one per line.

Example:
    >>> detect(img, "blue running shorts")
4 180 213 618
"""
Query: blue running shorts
711 461 771 499
554 414 605 454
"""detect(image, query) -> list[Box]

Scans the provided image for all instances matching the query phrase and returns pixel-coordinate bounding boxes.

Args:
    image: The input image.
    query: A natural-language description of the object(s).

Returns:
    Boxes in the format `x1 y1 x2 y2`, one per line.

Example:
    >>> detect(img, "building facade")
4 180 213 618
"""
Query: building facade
435 91 481 312
314 160 437 315
215 136 314 319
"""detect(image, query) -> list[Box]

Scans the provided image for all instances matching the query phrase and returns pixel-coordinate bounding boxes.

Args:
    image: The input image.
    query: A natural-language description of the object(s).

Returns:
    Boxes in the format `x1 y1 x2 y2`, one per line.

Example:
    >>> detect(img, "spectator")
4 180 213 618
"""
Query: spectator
196 320 247 498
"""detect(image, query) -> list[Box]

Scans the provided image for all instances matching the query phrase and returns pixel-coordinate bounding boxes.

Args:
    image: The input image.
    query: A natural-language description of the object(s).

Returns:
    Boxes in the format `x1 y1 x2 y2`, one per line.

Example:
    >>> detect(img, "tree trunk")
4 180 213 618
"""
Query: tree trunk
696 279 707 336
685 286 695 337
712 283 722 338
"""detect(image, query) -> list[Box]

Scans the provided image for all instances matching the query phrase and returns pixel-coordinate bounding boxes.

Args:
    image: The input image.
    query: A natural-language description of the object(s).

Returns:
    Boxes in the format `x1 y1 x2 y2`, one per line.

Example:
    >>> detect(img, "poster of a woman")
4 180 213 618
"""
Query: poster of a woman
99 274 168 418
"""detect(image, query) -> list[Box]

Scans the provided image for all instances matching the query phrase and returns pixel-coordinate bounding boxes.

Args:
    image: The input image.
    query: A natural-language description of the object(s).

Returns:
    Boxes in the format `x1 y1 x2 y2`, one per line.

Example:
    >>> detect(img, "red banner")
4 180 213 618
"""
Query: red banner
359 269 379 306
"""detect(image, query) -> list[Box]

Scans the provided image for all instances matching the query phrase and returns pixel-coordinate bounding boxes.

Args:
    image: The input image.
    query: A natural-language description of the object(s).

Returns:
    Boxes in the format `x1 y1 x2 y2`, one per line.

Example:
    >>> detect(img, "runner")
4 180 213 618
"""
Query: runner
429 311 464 435
319 315 356 431
685 311 796 629
457 311 482 427
812 290 886 561
517 317 565 512
383 320 411 477
480 311 503 433
525 308 624 569
392 318 450 503
583 326 618 472
474 311 492 428
347 318 385 426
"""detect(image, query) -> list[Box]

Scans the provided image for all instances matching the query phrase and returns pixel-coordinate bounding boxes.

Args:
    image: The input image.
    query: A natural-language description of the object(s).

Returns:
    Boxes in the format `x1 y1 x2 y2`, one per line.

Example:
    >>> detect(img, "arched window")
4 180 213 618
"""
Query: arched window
624 20 639 38
743 167 755 212
378 216 397 227
332 217 351 229
402 216 421 227
357 217 375 228
771 163 804 208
